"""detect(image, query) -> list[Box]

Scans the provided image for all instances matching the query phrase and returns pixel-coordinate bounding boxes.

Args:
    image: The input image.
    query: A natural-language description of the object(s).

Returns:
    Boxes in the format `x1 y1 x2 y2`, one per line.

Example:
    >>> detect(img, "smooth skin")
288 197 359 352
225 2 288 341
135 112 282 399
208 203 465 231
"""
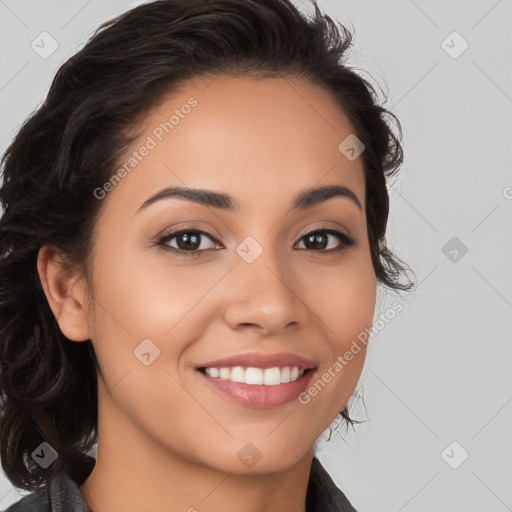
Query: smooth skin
37 75 377 512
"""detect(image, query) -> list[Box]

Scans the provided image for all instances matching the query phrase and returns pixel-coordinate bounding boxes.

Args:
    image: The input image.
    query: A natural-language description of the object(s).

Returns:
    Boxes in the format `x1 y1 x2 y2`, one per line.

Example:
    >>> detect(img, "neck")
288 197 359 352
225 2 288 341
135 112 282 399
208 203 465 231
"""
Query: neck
80 396 315 512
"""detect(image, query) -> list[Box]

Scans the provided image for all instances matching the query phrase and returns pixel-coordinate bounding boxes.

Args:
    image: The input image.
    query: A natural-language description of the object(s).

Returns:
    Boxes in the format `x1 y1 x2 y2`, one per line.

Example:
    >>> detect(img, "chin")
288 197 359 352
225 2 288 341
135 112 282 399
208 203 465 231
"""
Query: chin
197 440 312 476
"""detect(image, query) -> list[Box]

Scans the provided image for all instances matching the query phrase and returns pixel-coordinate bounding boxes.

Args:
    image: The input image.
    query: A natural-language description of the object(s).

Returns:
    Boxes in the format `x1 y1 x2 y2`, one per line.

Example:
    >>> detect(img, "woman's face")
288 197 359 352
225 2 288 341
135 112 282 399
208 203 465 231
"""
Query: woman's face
60 75 376 473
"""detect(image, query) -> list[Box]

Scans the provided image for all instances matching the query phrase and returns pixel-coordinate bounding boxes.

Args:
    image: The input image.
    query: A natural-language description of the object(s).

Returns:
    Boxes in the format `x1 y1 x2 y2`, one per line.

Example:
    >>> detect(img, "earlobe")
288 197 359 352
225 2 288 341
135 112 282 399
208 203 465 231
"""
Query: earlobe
37 245 91 342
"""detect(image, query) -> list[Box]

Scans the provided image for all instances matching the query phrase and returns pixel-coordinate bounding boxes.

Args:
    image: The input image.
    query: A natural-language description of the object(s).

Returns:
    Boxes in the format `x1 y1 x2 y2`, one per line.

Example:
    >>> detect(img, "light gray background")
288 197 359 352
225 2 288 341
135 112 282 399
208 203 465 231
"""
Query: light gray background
1 1 511 511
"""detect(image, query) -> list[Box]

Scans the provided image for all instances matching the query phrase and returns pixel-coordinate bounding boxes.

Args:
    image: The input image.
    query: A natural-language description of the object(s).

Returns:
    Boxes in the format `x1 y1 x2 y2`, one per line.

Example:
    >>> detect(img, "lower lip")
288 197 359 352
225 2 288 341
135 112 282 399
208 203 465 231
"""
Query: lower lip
196 369 316 409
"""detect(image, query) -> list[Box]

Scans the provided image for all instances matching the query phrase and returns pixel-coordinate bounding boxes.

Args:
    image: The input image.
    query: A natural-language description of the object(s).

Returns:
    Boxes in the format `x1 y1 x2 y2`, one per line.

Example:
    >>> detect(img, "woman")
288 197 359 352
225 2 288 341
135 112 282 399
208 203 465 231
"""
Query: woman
0 0 415 510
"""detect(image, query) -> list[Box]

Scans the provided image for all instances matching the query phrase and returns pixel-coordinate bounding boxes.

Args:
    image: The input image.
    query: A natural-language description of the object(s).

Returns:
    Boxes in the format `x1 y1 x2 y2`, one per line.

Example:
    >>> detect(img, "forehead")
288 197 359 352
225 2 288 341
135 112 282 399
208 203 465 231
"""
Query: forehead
100 75 366 218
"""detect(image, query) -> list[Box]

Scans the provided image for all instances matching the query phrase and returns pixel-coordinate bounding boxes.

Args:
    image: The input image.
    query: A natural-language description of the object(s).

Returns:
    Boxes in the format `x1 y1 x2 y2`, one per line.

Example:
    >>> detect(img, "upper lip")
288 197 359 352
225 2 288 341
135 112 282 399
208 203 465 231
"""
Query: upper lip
196 352 317 370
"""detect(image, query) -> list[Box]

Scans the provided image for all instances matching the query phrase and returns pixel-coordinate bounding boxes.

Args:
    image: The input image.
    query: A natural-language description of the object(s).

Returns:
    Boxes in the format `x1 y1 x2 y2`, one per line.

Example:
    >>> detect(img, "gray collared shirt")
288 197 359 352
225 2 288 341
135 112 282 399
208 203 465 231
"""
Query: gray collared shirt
3 456 358 512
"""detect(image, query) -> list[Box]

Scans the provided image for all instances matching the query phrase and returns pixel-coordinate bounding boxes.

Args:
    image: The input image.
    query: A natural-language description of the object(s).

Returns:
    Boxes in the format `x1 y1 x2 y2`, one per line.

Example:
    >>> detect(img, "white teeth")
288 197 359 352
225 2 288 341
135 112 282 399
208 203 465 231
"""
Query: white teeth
230 366 245 383
263 367 280 385
245 367 263 385
204 366 305 385
209 367 220 378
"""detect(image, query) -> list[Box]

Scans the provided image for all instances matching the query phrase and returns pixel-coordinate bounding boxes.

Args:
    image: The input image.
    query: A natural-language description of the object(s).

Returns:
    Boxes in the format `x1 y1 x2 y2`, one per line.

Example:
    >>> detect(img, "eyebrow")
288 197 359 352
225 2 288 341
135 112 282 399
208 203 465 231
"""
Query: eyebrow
136 184 363 213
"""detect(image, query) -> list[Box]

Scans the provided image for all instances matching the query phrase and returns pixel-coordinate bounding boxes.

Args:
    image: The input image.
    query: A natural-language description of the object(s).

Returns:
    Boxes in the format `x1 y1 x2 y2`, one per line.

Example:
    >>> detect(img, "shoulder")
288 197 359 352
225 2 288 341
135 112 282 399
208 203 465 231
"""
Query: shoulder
307 456 359 512
3 491 50 512
2 455 95 512
2 454 95 512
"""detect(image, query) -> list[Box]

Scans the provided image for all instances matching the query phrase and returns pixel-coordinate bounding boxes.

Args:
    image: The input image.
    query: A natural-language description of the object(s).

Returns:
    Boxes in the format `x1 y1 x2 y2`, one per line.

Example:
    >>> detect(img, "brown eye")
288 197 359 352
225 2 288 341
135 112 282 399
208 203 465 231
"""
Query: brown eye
157 229 221 258
295 227 355 253
156 225 355 258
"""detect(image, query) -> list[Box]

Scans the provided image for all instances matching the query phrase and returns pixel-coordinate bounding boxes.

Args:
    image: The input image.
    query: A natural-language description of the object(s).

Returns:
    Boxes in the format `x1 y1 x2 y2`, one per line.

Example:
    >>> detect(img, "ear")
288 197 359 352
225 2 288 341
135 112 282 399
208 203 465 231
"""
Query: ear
37 245 91 342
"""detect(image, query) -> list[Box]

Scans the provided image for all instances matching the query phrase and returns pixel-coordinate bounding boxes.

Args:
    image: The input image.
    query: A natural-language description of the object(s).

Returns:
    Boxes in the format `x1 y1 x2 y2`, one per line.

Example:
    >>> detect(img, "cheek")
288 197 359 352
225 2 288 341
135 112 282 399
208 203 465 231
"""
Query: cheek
298 260 375 413
86 253 203 430
90 247 200 338
307 259 377 346
87 249 225 395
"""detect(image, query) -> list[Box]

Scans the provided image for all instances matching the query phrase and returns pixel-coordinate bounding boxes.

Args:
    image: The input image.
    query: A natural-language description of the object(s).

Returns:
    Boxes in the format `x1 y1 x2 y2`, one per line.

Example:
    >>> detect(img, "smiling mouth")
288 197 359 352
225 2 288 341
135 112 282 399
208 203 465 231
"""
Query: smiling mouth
197 366 314 386
196 365 317 409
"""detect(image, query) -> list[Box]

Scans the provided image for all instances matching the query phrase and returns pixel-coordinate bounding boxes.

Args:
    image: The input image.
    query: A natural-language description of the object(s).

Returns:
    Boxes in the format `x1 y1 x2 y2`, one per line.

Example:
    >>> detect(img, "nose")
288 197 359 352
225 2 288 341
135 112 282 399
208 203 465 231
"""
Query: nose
222 247 307 336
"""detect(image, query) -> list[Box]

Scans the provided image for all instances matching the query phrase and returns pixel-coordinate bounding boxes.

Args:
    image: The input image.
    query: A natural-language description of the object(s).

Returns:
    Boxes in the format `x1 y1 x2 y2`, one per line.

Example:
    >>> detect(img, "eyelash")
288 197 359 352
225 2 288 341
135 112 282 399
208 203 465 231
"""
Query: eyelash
155 225 355 258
